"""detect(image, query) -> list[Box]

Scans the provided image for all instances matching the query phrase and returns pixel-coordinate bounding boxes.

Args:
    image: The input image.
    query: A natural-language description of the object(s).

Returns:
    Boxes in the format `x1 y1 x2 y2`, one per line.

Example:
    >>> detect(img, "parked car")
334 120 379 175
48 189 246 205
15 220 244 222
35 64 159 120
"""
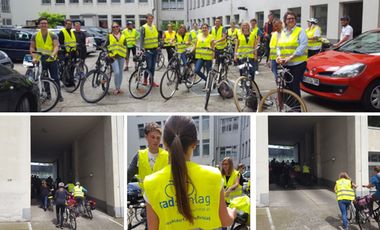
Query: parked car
0 27 33 61
301 29 380 111
82 26 108 36
83 29 106 48
0 64 40 112
49 29 96 54
0 50 13 69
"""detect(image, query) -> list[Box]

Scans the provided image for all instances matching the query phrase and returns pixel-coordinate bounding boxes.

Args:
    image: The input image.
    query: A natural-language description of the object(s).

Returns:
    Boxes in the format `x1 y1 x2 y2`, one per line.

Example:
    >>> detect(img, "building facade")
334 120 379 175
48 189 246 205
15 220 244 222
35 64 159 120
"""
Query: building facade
0 0 12 25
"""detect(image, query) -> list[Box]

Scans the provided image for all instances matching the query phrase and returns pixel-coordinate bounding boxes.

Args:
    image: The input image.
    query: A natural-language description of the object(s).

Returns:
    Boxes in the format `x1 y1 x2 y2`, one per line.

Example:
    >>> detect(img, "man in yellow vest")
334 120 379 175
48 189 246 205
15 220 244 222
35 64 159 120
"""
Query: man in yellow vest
127 122 169 190
305 18 322 57
211 17 227 64
267 18 282 81
162 23 176 63
58 19 77 87
139 14 160 87
122 21 139 71
227 21 238 46
72 181 88 215
334 172 356 230
30 17 63 102
190 22 200 43
250 18 261 75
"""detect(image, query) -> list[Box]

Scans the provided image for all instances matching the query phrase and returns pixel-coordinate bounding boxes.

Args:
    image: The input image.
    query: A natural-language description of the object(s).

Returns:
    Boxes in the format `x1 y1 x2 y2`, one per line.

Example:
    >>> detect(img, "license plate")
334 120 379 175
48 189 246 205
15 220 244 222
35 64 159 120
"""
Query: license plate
303 76 320 86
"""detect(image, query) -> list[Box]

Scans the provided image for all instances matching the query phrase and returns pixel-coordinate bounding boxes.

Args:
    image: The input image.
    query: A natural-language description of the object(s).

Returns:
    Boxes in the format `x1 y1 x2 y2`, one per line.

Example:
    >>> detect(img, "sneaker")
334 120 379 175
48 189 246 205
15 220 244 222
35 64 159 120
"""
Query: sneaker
60 227 63 229
56 225 59 228
152 82 159 87
255 71 260 75
59 97 64 102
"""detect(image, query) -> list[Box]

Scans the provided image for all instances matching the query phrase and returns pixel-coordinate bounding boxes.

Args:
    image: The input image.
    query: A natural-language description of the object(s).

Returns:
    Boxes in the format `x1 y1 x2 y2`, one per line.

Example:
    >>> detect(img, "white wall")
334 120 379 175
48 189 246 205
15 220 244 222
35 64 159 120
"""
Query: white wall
256 116 269 207
0 116 31 221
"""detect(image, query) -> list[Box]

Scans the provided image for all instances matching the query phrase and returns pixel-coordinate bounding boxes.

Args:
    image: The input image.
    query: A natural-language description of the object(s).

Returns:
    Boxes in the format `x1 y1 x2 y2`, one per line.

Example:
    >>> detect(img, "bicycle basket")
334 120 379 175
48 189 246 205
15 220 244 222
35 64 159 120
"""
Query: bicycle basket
88 200 96 210
355 195 371 209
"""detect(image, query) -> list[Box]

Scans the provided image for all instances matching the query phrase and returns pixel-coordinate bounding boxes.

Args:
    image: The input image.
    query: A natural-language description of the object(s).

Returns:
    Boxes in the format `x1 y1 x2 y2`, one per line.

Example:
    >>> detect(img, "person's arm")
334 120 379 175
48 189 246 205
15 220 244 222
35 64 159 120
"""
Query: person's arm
58 31 65 46
146 202 159 230
219 189 236 227
52 34 59 58
30 35 37 62
127 153 139 183
226 174 240 193
311 27 321 40
82 187 88 193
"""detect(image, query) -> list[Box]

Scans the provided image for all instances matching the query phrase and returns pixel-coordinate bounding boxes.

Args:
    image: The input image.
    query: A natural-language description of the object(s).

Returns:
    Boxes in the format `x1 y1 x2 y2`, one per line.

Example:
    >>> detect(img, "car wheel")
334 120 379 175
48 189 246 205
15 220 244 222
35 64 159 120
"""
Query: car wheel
15 96 31 112
363 79 380 112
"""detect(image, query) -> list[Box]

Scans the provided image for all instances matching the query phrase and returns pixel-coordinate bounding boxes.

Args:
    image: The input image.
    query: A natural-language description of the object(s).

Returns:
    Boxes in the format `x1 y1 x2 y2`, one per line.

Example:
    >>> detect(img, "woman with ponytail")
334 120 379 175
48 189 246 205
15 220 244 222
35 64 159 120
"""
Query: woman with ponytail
144 116 237 229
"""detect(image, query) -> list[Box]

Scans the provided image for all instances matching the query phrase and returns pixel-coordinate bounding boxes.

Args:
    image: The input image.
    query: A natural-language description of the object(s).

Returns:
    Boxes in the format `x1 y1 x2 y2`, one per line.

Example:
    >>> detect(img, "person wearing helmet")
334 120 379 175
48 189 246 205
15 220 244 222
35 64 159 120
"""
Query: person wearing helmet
55 182 70 229
305 18 322 57
72 181 88 216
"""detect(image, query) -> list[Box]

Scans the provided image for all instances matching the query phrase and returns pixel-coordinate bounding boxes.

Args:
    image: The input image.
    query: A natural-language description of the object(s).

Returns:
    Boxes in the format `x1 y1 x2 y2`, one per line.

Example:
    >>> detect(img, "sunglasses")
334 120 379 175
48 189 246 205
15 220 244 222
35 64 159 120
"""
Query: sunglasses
112 26 119 28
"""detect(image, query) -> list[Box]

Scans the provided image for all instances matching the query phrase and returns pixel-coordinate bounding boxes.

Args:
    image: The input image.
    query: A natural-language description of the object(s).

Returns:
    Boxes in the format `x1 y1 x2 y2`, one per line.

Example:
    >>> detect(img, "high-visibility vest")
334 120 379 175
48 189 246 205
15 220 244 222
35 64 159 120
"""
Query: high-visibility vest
164 30 176 47
122 28 138 47
137 148 169 190
107 34 127 58
237 31 256 59
35 31 56 62
228 28 238 39
293 164 301 172
223 170 242 203
269 31 279 61
335 178 355 201
190 29 200 40
251 26 259 37
211 26 226 50
303 165 310 174
176 33 191 54
142 24 159 49
61 29 77 52
305 26 322 50
195 33 214 61
277 26 308 65
144 161 222 229
73 186 84 198
67 183 75 193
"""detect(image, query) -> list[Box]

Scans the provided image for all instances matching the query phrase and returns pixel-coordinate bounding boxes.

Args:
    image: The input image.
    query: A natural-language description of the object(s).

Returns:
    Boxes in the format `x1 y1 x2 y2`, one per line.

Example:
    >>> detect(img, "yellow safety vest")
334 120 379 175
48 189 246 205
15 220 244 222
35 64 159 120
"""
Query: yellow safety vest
228 28 238 39
61 29 77 52
269 31 279 61
211 26 226 50
277 26 308 64
176 33 191 54
73 186 84 198
137 148 169 190
223 170 242 203
107 34 127 58
35 31 56 62
122 28 138 47
142 24 159 49
164 30 176 47
293 164 301 172
67 183 75 193
251 26 259 37
144 161 222 230
303 165 310 174
305 26 322 50
237 31 256 59
195 33 214 61
335 178 355 201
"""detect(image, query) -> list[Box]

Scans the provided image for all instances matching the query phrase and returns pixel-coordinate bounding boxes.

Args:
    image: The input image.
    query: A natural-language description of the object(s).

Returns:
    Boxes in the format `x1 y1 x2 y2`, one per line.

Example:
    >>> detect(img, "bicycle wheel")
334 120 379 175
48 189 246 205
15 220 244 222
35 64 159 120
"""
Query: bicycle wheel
69 213 77 230
357 209 371 230
40 78 59 112
233 76 260 112
204 71 216 110
67 62 87 93
233 224 249 230
347 203 355 223
129 69 153 99
160 68 178 100
156 53 165 71
61 67 77 93
258 89 308 112
80 69 110 103
135 207 146 223
86 205 93 220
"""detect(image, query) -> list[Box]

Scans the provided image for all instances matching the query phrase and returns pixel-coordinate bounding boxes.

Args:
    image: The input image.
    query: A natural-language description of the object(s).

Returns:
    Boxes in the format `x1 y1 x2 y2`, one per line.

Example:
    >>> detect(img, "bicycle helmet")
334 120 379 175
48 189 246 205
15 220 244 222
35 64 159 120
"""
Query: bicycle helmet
307 18 319 24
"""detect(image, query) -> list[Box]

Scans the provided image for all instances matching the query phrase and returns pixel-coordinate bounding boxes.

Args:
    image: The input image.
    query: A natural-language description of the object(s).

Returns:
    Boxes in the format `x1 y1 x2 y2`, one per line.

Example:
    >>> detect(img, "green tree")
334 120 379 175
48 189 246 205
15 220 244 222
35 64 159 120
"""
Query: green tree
38 12 65 28
161 21 184 31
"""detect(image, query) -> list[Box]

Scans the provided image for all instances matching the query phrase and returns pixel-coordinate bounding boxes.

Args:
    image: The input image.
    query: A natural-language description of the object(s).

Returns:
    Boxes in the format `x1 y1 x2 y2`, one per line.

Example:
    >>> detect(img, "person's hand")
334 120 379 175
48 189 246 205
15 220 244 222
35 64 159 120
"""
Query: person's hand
32 58 38 64
284 55 294 64
332 43 338 48
234 56 238 63
276 57 284 64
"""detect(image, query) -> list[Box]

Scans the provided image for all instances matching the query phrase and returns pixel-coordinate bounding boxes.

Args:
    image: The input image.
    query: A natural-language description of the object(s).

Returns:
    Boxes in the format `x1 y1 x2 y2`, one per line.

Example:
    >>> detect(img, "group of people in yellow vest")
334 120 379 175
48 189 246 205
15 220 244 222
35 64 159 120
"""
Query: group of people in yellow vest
127 118 250 229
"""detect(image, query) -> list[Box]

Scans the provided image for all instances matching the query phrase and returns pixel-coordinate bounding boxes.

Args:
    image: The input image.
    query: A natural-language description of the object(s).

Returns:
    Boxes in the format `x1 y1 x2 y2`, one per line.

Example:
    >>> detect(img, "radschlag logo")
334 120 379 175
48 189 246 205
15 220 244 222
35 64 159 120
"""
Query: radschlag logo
159 180 211 209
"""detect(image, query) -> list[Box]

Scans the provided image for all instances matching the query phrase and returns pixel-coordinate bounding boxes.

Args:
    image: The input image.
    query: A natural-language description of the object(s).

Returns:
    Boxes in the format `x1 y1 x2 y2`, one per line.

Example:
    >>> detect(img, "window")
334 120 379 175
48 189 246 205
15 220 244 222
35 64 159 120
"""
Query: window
112 15 122 26
202 116 209 131
233 14 239 24
2 18 11 25
111 0 120 2
97 0 107 3
42 0 51 4
69 0 79 3
192 116 200 132
14 31 32 41
271 9 281 20
139 15 147 27
369 151 380 181
221 117 239 133
256 11 264 28
206 0 209 5
139 0 148 3
203 139 210 156
0 29 11 39
125 0 134 2
311 4 328 35
369 117 380 128
138 124 145 138
139 145 146 150
194 140 200 156
126 15 136 26
98 15 108 28
83 0 93 3
201 0 204 7
226 15 230 25
56 0 65 3
211 0 215 4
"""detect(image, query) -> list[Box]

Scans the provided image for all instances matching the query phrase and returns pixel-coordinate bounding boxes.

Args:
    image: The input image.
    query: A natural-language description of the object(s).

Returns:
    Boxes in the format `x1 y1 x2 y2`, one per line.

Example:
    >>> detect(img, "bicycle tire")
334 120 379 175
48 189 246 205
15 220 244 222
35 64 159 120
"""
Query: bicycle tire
69 213 77 230
258 88 308 112
347 203 355 223
40 77 60 112
184 68 196 89
129 69 153 99
86 205 93 220
61 67 77 93
160 68 178 100
66 61 87 93
80 69 110 103
233 224 249 230
357 209 371 230
156 53 165 71
233 76 260 112
204 71 216 110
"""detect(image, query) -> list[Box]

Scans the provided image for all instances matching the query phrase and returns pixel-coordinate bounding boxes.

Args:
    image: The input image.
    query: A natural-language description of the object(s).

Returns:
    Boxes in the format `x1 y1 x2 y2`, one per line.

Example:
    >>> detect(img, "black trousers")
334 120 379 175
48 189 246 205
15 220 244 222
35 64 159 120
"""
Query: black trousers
284 62 307 96
308 49 320 58
55 204 65 227
165 46 175 62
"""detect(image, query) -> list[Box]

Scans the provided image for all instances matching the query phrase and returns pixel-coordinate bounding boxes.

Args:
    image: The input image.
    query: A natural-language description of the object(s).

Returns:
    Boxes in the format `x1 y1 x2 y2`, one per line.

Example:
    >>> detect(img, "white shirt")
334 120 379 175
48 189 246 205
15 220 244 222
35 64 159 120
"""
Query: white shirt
148 151 158 169
340 25 353 41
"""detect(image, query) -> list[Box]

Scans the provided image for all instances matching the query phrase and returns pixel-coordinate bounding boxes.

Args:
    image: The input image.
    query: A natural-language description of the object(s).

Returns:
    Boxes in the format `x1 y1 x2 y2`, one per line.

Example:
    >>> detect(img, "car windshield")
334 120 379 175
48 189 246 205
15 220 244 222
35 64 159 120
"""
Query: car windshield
338 31 380 54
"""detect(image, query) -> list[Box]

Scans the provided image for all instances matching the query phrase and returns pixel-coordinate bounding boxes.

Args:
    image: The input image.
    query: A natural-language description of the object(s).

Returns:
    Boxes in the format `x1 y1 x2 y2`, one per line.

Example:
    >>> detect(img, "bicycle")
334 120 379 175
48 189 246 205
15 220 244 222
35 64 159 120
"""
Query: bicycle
47 189 55 212
160 48 197 100
204 48 232 110
258 64 308 112
128 49 154 99
229 195 250 230
233 56 261 112
80 46 113 103
127 182 147 230
83 197 96 220
58 45 88 93
65 195 77 230
155 44 165 71
23 53 60 112
354 191 380 229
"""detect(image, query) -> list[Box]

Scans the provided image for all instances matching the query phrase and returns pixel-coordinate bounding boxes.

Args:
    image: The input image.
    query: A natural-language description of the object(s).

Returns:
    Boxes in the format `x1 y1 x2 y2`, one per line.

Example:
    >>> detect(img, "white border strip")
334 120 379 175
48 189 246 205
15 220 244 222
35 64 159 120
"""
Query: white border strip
266 207 275 230
27 222 32 230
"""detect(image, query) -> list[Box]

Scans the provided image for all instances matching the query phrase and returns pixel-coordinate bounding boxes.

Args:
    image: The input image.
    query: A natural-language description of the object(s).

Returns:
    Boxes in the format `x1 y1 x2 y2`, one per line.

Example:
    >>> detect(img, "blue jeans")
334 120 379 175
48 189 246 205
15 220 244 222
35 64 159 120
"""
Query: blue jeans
271 60 278 81
41 195 48 209
194 59 212 81
145 49 157 80
180 53 187 66
111 57 124 90
238 58 255 80
338 200 351 229
42 60 61 97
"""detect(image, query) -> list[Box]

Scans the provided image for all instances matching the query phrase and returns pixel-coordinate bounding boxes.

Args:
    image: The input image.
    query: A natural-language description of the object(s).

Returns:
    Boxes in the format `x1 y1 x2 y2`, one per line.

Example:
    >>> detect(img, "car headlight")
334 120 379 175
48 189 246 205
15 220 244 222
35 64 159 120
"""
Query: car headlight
332 63 366 78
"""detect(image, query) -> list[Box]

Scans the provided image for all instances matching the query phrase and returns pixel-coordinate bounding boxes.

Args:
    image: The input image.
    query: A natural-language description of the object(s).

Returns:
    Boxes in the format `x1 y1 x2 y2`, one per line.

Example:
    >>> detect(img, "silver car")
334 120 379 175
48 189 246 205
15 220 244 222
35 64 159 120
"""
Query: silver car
0 50 14 69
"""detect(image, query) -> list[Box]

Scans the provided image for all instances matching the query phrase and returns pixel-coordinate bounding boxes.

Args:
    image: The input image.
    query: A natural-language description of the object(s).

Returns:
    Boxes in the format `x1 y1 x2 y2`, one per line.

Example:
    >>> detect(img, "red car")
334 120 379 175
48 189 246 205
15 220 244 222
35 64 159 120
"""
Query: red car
301 29 380 111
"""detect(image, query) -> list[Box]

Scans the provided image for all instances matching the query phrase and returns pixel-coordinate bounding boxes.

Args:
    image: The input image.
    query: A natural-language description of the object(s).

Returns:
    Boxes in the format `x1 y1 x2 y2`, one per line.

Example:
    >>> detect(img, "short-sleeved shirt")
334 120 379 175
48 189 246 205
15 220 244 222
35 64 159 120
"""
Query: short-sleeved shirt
31 32 58 43
370 174 380 196
340 25 353 41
